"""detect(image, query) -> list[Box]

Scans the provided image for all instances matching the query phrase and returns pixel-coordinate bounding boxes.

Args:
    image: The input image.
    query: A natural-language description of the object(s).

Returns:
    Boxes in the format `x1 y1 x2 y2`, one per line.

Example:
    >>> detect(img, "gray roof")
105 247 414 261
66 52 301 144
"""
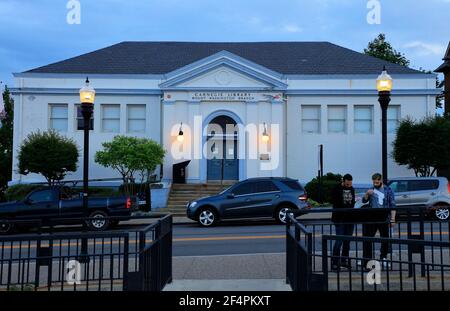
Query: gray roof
25 41 423 75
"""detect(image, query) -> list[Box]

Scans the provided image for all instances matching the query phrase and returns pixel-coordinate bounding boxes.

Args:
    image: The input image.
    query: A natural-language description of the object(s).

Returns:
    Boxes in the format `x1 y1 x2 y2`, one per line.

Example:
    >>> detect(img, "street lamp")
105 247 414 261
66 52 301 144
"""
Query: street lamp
79 78 95 216
377 67 393 185
78 78 95 263
177 123 185 142
262 123 270 143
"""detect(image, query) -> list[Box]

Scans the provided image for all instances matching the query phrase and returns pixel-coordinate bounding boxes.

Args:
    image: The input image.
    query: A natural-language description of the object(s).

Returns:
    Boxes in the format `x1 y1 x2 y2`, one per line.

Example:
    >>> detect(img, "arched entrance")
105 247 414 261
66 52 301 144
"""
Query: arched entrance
206 115 239 181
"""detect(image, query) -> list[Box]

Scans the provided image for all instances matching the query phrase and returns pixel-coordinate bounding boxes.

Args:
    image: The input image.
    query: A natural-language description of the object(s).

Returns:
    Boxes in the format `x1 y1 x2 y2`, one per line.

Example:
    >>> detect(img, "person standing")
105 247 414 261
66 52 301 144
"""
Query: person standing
331 174 356 270
362 173 396 268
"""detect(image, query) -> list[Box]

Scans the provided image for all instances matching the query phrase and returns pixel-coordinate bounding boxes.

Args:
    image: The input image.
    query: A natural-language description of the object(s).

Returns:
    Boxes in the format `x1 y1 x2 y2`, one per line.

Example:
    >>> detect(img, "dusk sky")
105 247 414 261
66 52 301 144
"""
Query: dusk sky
1 0 449 87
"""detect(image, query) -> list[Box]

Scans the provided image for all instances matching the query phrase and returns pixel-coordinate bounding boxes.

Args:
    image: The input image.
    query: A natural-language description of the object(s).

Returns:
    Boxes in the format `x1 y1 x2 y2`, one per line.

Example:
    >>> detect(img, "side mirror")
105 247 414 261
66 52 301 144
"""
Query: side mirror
227 193 235 199
24 198 33 205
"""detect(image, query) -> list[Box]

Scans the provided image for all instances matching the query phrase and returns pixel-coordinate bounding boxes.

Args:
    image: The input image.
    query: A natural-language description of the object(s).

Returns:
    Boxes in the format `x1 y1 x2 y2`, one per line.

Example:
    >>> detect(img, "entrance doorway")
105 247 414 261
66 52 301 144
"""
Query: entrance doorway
206 115 239 181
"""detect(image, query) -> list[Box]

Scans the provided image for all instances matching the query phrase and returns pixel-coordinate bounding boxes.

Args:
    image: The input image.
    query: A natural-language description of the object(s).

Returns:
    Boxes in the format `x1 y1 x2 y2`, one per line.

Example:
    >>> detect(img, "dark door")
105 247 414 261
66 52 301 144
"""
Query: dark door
16 189 60 219
206 116 239 181
252 180 281 217
222 182 256 218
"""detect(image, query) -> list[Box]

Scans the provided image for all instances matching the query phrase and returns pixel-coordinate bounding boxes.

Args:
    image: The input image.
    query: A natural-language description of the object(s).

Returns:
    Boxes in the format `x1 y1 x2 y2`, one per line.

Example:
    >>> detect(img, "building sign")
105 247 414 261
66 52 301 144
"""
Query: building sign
190 92 256 101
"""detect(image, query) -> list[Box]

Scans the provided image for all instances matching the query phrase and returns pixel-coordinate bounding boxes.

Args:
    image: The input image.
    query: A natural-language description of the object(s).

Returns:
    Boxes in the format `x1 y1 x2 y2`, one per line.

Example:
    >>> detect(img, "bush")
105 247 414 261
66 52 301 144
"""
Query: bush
305 172 342 204
18 130 79 186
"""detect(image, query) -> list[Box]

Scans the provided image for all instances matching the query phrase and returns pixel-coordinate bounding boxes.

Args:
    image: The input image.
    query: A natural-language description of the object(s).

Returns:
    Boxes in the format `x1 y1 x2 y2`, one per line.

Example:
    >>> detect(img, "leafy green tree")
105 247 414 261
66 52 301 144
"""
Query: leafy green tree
364 34 410 67
18 130 79 186
95 135 165 183
305 173 343 204
393 116 450 176
0 86 14 201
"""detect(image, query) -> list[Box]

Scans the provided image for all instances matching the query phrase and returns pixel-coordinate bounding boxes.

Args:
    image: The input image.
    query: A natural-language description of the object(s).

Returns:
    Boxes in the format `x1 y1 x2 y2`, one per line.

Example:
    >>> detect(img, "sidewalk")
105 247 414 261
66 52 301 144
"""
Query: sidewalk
165 253 291 291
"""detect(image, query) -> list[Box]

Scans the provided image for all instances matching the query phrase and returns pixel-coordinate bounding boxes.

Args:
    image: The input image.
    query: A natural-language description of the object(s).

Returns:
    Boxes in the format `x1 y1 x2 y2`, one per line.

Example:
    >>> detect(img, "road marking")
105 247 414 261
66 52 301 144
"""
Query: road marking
173 235 285 242
1 231 448 249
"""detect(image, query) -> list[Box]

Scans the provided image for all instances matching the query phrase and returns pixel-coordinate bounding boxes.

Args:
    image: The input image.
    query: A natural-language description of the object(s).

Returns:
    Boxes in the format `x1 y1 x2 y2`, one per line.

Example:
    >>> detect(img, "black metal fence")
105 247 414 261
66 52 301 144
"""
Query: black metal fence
0 215 172 291
286 207 450 291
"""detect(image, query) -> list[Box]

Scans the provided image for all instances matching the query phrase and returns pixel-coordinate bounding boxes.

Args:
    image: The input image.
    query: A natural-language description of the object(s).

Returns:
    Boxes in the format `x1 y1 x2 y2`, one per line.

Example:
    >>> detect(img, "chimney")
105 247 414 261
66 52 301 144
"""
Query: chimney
435 41 450 115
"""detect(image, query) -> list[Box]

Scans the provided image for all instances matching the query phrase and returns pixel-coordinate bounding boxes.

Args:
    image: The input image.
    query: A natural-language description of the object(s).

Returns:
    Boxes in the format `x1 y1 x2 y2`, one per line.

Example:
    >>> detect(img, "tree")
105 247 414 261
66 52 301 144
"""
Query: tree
0 86 14 201
393 116 450 177
419 69 444 109
18 130 79 186
305 173 343 204
95 135 165 183
364 34 410 67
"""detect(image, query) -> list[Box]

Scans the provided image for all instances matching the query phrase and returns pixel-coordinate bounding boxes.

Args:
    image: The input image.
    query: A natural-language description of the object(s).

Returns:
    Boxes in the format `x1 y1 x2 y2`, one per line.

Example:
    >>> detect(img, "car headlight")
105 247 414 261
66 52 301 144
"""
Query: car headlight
189 201 198 208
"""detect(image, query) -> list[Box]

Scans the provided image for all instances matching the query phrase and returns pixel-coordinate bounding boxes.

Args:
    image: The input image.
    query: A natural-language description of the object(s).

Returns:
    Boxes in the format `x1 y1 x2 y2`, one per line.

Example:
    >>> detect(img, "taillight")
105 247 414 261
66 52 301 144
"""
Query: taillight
126 198 131 209
447 183 450 194
299 195 308 201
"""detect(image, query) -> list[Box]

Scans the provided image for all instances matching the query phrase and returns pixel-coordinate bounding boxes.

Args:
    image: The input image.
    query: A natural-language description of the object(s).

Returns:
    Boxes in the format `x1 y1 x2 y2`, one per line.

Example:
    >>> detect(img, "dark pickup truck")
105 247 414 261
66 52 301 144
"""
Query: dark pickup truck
0 186 135 234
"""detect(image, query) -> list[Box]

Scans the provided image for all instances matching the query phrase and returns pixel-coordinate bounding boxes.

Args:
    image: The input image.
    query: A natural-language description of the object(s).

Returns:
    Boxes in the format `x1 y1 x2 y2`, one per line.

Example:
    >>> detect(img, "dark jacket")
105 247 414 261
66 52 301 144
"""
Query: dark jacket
331 184 356 223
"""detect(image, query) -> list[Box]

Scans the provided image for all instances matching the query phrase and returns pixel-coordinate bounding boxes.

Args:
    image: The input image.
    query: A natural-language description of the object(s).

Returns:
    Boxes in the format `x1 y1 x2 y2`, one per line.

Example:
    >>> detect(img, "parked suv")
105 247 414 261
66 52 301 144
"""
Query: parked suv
356 177 450 220
186 177 310 227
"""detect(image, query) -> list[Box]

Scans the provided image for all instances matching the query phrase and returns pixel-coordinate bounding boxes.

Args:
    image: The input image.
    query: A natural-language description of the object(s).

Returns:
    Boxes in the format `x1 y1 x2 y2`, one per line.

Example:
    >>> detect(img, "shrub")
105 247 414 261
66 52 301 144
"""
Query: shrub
305 172 342 204
17 130 79 186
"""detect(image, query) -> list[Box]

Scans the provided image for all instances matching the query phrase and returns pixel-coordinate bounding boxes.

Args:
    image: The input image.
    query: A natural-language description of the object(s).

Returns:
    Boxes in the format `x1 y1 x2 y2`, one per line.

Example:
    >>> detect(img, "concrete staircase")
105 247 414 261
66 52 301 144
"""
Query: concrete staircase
166 182 236 216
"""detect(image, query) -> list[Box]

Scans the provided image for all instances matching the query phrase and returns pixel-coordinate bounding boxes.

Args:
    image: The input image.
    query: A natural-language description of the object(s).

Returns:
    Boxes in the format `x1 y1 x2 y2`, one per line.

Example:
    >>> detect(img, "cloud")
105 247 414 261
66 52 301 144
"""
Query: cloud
282 24 303 33
403 41 447 56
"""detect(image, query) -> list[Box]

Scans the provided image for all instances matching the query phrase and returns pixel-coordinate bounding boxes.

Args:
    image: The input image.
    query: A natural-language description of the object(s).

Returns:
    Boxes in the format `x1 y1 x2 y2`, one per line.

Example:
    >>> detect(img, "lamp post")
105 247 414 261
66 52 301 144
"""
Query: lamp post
78 78 95 263
377 67 393 185
79 78 96 217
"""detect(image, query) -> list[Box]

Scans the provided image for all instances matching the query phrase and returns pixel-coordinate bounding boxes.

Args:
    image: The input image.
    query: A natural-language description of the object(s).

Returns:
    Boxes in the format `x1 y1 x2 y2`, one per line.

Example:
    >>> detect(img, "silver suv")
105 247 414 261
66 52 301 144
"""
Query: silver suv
356 177 450 220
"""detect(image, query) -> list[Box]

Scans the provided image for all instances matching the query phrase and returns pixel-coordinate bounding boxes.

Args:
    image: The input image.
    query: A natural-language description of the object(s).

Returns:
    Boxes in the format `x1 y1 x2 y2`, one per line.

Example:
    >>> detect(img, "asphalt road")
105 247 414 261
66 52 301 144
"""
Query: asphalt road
173 220 286 256
1 218 448 258
172 219 450 257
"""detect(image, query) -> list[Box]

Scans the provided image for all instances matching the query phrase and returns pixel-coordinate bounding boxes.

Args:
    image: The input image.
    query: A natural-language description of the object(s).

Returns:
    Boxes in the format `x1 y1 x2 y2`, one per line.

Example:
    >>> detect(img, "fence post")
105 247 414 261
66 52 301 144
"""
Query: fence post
151 221 162 291
321 236 329 291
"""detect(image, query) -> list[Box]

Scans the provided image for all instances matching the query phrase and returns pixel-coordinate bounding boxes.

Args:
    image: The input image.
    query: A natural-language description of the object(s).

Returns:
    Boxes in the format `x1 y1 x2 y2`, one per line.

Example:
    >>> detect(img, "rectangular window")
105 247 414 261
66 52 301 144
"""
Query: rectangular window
301 106 321 134
49 104 68 132
75 104 94 130
354 106 373 134
127 105 146 133
387 106 400 134
328 106 346 133
101 104 120 133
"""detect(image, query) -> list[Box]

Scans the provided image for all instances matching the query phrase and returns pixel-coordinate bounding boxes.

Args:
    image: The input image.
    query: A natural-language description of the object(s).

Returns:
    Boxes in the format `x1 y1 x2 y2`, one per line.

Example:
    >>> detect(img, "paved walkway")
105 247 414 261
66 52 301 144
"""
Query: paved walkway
165 253 291 291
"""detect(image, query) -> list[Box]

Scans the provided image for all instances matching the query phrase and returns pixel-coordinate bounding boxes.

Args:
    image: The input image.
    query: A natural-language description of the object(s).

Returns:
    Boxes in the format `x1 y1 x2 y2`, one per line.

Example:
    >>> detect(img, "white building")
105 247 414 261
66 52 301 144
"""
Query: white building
10 42 439 186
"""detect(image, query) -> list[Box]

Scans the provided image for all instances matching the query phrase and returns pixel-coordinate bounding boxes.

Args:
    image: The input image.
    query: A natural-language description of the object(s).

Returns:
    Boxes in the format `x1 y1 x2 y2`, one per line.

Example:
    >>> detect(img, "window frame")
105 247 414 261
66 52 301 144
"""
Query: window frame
48 104 68 132
127 104 147 133
354 105 374 134
327 105 347 134
75 104 94 131
101 104 121 133
301 105 321 134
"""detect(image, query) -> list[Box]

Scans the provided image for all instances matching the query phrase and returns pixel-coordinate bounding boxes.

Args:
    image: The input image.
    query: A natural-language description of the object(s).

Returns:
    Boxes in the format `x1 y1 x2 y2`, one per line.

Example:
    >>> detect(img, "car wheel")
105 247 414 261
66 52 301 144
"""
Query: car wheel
86 211 110 231
0 219 14 235
197 208 218 227
435 205 450 221
276 206 294 224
